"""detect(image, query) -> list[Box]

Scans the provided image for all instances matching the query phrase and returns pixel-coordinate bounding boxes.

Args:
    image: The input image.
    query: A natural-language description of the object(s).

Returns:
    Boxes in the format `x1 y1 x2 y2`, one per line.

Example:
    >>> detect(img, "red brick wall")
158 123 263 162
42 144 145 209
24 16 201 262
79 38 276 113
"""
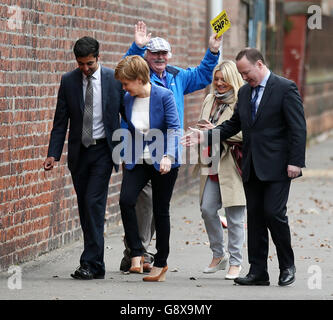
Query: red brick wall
304 15 333 137
304 81 333 137
0 0 230 271
279 1 333 138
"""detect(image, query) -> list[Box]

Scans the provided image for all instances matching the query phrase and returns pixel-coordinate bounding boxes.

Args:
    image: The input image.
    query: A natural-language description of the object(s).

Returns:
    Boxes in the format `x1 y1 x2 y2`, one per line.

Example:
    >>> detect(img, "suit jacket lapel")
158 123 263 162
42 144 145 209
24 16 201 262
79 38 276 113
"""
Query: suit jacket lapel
125 95 135 129
149 85 157 128
244 85 252 126
252 73 274 125
73 69 84 113
101 66 108 115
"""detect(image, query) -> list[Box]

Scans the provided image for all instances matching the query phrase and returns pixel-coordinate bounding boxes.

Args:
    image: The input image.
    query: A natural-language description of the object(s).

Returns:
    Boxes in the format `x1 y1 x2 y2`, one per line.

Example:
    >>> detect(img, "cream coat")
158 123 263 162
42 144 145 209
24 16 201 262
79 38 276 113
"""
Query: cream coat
193 94 246 208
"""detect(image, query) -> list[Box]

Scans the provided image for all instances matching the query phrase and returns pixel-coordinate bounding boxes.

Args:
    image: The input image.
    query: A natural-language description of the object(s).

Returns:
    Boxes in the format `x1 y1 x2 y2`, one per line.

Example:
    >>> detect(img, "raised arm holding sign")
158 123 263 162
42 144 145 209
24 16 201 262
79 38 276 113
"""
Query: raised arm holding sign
210 10 231 38
119 21 221 273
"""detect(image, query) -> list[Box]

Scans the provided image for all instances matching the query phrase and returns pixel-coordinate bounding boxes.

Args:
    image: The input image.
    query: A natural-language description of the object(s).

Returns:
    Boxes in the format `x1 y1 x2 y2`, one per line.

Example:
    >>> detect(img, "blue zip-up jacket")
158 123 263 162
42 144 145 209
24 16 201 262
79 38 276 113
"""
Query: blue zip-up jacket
124 42 220 128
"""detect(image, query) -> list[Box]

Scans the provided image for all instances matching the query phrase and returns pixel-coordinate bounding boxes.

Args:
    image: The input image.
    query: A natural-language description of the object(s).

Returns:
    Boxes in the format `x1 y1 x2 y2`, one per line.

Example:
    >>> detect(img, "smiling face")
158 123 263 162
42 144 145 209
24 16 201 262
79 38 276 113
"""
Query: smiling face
213 70 232 94
76 54 99 77
236 56 265 88
145 50 169 77
120 78 144 97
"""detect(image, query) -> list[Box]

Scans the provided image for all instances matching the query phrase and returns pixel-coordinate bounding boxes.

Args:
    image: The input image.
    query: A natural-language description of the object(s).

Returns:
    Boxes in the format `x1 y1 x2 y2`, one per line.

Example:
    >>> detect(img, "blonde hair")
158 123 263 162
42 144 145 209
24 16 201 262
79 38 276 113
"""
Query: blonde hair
115 55 150 84
210 60 244 95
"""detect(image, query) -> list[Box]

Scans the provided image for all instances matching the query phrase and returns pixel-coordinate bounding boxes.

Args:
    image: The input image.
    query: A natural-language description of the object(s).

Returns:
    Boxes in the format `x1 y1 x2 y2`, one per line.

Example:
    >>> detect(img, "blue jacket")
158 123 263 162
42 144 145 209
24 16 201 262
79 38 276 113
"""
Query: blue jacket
124 42 220 128
122 84 181 171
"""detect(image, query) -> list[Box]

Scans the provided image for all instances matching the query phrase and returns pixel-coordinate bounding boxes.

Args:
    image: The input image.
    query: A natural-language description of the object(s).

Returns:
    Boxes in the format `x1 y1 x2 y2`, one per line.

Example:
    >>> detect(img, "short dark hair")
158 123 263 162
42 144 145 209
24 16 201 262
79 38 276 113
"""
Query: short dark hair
236 47 266 65
73 36 99 58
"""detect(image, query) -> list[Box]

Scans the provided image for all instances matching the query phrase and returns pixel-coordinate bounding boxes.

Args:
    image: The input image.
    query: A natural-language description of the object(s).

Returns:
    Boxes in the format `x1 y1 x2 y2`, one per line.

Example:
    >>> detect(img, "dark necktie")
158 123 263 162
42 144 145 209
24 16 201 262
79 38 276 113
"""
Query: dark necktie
251 85 261 121
82 75 94 148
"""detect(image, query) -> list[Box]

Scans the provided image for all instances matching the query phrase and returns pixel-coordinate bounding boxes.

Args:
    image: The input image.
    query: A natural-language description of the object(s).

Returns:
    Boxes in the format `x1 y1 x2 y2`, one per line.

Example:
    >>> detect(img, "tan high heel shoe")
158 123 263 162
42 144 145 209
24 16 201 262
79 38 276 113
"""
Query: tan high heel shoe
143 266 168 282
129 256 144 274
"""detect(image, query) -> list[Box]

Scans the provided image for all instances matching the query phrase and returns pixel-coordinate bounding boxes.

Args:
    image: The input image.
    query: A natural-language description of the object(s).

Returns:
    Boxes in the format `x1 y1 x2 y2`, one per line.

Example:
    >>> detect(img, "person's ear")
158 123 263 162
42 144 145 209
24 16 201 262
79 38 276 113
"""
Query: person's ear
256 60 264 68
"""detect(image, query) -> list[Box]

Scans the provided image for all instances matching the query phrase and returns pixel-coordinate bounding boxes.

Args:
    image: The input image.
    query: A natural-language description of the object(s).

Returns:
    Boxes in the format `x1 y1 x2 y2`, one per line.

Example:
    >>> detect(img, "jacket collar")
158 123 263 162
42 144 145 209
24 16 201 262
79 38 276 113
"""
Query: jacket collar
166 65 180 76
250 72 275 126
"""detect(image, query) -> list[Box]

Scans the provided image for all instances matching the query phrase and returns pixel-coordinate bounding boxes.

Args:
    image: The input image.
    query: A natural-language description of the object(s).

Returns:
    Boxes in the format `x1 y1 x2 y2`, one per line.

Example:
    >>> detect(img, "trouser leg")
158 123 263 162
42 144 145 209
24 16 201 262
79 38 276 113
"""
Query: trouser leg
122 182 155 267
244 177 269 277
119 165 150 258
225 205 245 266
71 142 112 275
263 180 294 270
150 166 179 267
244 167 294 276
200 178 225 258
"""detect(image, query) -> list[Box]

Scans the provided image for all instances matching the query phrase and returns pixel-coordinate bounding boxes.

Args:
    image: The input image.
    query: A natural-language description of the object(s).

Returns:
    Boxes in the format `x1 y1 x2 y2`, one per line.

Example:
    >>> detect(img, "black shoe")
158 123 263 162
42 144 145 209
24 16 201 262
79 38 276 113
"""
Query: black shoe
234 273 270 286
278 266 296 286
120 256 131 272
70 265 105 280
143 262 152 273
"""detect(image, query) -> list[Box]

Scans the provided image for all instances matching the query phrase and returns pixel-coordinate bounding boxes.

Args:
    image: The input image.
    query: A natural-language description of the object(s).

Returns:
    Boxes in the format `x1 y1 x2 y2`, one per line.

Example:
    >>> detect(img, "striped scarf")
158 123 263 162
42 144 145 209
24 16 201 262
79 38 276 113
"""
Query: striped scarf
209 89 235 125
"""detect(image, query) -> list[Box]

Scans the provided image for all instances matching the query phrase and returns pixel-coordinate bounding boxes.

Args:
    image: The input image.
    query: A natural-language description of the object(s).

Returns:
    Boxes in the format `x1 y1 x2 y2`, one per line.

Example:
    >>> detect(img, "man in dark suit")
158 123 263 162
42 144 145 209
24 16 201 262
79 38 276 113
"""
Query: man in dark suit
43 36 124 280
182 48 306 286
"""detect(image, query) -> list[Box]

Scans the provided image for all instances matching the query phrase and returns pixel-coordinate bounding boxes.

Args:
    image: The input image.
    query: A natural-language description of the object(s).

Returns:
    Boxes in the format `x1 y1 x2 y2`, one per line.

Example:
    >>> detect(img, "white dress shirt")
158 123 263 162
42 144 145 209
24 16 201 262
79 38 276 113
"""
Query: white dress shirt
82 64 105 139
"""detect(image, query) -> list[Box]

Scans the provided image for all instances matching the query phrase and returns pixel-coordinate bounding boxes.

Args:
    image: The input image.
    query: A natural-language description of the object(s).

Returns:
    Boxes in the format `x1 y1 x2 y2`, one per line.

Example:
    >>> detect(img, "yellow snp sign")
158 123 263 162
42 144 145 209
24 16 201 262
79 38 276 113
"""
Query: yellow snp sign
210 10 231 37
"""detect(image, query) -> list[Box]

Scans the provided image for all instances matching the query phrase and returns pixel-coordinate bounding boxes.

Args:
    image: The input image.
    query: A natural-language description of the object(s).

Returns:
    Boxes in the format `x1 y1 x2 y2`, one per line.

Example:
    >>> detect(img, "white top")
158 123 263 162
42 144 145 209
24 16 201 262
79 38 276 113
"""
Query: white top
131 96 150 159
82 64 105 139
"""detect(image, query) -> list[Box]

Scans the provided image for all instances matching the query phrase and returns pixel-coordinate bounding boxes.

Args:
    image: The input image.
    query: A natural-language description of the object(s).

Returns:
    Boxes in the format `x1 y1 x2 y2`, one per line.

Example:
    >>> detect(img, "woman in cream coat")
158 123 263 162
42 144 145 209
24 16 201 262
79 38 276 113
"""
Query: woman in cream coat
193 60 246 279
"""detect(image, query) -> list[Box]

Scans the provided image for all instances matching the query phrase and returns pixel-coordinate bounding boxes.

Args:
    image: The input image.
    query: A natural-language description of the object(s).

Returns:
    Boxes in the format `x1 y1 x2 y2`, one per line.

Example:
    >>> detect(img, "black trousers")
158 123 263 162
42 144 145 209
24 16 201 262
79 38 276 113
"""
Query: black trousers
71 140 113 275
119 162 179 267
243 166 294 277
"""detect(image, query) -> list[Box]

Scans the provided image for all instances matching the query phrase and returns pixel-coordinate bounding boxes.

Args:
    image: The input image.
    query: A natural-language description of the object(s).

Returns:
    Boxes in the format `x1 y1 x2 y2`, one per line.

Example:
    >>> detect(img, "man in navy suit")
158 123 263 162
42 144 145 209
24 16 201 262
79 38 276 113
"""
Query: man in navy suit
182 48 306 286
43 37 124 280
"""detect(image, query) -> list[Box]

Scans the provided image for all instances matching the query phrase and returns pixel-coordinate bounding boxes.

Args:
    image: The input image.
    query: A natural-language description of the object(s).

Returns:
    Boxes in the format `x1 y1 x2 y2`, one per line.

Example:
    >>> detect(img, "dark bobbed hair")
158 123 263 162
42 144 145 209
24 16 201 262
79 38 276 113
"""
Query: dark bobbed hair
73 36 99 58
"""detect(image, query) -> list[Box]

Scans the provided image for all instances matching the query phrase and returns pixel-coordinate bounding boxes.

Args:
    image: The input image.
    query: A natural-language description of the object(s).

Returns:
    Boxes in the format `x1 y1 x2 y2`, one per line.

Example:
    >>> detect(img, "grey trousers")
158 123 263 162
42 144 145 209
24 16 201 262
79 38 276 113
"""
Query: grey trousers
123 181 155 263
201 177 245 266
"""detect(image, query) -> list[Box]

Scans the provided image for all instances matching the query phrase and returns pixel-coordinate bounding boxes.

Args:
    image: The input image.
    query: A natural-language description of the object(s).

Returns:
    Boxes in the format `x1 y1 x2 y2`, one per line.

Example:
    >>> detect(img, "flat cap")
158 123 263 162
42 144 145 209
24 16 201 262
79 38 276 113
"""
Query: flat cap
146 37 171 53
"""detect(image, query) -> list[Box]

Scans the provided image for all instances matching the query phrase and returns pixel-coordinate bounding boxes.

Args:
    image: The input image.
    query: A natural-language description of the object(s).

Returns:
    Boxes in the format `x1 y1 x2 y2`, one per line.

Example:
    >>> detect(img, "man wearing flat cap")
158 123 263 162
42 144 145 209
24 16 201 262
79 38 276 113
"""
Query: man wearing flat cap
119 21 222 272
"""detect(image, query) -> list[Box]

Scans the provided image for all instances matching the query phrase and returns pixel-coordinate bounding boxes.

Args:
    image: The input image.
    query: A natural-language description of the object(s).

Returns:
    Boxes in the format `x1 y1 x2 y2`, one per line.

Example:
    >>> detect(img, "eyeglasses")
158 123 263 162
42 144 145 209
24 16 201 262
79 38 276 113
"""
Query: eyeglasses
149 51 168 56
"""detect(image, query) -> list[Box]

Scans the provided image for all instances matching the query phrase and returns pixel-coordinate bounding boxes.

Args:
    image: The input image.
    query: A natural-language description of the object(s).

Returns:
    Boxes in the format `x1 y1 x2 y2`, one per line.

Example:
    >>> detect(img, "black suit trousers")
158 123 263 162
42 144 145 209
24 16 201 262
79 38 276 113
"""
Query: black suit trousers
71 140 113 275
119 162 178 267
243 165 294 277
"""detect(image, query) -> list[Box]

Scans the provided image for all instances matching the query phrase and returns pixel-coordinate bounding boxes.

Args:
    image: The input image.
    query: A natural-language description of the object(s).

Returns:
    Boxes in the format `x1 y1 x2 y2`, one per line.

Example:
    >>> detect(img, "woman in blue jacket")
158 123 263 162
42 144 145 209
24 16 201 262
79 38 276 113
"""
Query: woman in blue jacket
119 21 222 273
115 55 181 282
125 21 221 129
